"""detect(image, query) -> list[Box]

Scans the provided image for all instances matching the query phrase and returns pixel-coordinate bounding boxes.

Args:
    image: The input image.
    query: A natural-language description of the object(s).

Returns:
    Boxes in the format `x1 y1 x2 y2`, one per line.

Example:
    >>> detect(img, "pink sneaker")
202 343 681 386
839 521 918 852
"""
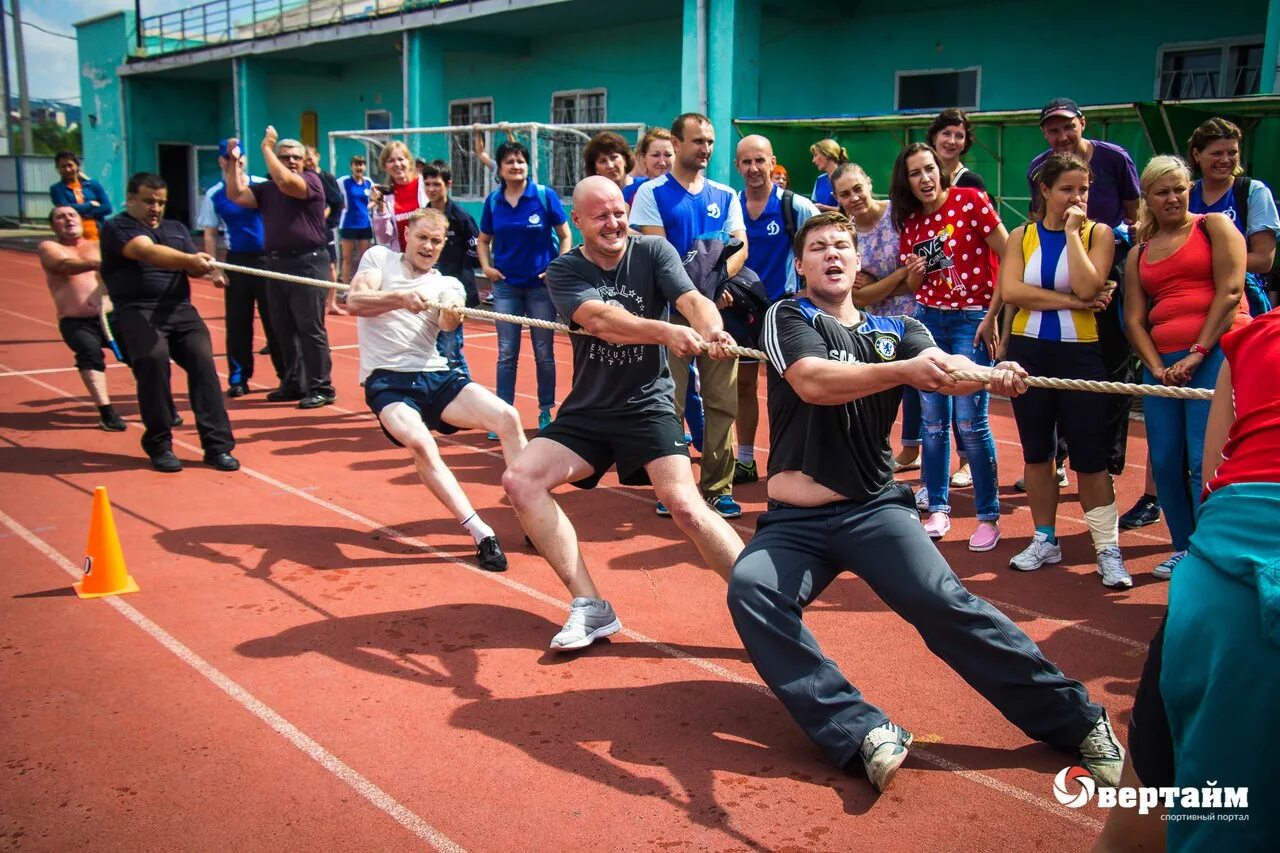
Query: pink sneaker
923 511 951 539
968 522 1001 552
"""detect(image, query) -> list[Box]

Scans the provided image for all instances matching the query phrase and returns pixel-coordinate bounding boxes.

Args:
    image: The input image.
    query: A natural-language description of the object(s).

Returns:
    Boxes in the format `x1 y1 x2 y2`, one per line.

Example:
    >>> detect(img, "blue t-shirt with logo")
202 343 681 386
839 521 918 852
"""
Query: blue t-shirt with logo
196 177 266 254
337 175 372 231
739 186 818 302
628 172 745 257
479 182 568 288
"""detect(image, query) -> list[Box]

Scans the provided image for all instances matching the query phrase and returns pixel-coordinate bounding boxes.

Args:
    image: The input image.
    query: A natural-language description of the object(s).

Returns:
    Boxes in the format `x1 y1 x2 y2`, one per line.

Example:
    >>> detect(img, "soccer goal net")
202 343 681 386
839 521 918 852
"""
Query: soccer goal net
327 122 647 203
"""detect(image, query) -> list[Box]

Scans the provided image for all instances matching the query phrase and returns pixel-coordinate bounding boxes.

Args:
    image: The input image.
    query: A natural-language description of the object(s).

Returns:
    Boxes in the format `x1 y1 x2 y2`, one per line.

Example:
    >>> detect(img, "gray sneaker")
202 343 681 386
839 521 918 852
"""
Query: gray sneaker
550 597 622 651
1096 546 1133 589
1078 709 1125 787
859 722 914 792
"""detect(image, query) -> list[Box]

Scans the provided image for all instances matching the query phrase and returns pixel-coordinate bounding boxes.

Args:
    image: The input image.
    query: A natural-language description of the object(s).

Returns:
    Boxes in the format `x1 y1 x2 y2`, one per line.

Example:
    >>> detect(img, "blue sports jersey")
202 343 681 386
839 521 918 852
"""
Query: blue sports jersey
479 182 567 288
337 175 372 230
196 179 266 254
811 172 836 208
629 172 744 257
740 186 818 302
622 176 647 206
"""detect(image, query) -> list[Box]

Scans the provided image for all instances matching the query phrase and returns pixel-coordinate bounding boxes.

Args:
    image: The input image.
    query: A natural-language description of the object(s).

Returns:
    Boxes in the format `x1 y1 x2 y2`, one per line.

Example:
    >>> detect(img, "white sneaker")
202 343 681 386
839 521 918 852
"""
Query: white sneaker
859 722 914 792
914 485 929 512
950 464 973 488
550 597 622 651
1009 531 1062 571
1096 546 1133 589
1152 550 1187 581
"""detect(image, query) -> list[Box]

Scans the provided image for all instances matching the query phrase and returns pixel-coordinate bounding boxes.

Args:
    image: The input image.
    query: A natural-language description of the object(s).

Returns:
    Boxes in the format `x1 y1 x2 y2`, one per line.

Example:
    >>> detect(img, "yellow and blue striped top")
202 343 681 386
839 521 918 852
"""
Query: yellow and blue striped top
1011 221 1098 343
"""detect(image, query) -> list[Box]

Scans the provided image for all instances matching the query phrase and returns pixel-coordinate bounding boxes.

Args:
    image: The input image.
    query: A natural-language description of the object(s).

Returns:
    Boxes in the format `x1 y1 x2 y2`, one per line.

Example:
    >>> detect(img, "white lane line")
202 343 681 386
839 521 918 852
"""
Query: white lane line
0 364 129 377
0 506 466 852
1 358 1106 832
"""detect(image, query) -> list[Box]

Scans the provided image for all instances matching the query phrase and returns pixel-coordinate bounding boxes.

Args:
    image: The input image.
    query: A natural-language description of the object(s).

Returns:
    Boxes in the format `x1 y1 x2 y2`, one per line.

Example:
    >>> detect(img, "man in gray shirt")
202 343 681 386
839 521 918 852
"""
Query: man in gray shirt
502 176 745 651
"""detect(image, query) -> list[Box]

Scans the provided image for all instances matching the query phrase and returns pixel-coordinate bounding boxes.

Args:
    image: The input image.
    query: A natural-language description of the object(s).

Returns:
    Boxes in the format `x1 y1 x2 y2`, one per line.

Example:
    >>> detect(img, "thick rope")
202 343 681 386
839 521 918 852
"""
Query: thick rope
211 260 1213 401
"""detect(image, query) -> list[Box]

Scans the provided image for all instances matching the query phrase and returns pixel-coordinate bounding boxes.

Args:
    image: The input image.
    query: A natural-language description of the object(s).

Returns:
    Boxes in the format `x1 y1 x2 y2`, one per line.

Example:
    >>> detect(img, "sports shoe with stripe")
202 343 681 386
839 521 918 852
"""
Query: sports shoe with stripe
1078 709 1125 787
1096 546 1133 589
1152 550 1186 581
1009 531 1062 571
550 597 622 651
859 722 914 792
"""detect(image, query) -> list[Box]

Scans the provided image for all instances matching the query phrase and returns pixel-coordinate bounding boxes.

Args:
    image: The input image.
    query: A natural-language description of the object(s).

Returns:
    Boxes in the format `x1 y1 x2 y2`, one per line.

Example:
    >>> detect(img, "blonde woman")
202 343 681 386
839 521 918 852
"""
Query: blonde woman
809 138 847 213
368 141 427 252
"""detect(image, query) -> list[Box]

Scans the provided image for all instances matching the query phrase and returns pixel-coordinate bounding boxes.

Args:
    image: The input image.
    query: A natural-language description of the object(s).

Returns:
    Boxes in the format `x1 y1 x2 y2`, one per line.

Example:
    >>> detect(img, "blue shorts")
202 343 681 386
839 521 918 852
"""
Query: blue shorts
364 368 470 446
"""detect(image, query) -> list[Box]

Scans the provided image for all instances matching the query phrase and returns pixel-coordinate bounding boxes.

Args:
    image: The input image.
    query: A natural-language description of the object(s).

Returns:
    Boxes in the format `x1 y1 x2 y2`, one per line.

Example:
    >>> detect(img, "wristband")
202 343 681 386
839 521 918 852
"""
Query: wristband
1189 343 1209 357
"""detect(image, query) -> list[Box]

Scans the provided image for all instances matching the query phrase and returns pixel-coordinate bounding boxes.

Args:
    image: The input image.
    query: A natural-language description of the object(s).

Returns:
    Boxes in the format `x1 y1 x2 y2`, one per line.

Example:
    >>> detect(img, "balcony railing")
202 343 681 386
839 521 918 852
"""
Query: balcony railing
136 0 457 58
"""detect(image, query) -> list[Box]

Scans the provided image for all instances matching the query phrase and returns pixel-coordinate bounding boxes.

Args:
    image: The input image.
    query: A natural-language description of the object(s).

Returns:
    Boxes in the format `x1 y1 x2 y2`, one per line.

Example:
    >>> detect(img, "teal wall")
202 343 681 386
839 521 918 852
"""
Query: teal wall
125 76 222 174
757 0 1268 118
76 12 134 204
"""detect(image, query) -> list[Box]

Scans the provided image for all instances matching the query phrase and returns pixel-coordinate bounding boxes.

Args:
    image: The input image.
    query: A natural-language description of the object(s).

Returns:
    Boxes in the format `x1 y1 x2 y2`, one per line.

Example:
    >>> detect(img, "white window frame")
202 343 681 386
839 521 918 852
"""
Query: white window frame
1153 36 1265 100
894 67 981 112
546 89 608 197
447 97 495 201
549 88 608 124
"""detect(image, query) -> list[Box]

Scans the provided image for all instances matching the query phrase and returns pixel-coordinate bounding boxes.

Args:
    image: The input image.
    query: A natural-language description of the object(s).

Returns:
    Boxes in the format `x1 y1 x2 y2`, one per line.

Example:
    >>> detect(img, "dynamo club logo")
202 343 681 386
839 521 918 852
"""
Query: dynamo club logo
1054 766 1096 808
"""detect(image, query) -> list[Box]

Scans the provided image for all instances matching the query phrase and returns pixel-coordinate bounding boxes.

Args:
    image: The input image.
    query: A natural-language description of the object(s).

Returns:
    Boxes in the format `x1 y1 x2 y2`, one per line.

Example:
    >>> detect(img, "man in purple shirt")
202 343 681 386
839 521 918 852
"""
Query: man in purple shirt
224 127 335 409
1023 98 1141 494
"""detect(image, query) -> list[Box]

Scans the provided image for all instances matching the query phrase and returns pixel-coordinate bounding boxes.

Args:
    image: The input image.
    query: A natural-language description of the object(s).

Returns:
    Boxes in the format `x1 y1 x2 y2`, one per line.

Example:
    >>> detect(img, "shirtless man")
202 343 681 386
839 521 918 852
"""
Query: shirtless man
38 206 125 431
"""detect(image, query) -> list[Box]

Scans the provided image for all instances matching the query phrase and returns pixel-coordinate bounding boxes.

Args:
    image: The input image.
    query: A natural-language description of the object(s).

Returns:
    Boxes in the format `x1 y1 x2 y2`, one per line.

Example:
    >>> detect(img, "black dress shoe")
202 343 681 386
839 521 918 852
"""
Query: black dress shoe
99 412 127 432
266 387 303 402
150 451 183 473
476 536 508 572
227 383 250 398
171 413 184 427
203 452 241 472
297 392 336 409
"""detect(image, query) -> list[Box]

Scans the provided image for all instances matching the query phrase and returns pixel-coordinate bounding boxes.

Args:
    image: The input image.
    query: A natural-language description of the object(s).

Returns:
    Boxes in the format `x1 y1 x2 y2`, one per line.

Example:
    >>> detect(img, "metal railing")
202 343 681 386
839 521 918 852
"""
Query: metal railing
1158 65 1261 100
137 0 458 58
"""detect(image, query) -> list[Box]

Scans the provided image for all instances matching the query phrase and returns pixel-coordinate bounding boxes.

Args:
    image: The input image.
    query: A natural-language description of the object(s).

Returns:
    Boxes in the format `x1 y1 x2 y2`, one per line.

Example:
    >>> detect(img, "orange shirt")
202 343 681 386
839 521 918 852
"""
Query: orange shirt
67 179 99 240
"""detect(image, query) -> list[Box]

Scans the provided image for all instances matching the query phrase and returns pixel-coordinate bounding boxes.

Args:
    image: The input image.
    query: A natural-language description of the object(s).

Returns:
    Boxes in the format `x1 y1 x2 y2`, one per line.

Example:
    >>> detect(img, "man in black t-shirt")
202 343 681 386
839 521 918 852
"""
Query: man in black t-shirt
503 176 745 651
727 212 1124 793
99 173 238 473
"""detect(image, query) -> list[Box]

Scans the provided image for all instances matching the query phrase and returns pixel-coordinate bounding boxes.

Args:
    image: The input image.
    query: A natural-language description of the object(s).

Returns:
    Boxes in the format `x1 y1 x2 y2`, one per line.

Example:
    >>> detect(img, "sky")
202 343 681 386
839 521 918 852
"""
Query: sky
5 0 190 102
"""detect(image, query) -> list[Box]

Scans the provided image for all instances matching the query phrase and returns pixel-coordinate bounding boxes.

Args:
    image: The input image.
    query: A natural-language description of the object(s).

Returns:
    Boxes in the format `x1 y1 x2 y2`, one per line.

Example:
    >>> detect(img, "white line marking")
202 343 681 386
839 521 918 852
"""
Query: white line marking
0 506 466 852
0 364 128 378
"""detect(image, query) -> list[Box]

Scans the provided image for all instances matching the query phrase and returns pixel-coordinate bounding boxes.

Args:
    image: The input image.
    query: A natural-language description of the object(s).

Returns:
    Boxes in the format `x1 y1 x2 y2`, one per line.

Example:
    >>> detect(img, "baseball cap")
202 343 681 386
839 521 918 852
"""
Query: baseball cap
218 138 242 159
1039 98 1083 125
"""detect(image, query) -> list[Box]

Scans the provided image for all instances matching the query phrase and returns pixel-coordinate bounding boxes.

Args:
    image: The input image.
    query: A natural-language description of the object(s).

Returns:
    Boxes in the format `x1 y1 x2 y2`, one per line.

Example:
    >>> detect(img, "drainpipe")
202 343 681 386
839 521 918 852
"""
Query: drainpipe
696 0 707 113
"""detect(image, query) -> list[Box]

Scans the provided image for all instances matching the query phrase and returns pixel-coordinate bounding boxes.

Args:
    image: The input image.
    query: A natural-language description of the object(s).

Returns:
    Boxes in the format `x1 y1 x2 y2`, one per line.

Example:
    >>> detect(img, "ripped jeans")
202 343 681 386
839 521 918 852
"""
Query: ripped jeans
916 305 1000 521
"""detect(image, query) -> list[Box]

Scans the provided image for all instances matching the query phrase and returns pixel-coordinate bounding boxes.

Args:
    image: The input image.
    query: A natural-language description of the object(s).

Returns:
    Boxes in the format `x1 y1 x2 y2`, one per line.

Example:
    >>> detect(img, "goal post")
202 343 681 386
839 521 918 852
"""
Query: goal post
327 122 647 203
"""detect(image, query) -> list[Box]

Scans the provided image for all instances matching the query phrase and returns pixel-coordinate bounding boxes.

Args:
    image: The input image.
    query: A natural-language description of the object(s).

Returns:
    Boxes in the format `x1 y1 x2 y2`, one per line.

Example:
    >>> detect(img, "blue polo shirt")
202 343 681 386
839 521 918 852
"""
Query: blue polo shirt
811 173 836 208
197 177 266 254
739 186 818 302
479 182 567 288
337 175 372 231
622 176 647 206
629 172 744 257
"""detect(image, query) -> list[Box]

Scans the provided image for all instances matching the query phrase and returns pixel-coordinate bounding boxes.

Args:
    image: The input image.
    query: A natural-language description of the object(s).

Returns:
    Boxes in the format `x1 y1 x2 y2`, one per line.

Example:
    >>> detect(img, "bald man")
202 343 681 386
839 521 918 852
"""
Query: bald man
733 134 819 483
503 176 746 651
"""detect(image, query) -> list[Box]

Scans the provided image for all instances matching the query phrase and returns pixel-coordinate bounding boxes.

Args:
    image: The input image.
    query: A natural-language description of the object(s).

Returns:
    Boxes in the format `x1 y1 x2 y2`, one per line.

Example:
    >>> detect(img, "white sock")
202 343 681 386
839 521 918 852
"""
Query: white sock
736 446 754 464
460 512 495 544
1084 503 1120 553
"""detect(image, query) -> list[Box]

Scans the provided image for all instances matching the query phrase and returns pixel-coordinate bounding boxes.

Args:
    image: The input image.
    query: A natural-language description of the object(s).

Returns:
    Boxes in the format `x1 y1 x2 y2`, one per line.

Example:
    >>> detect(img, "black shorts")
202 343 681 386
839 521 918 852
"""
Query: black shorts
339 227 373 240
1007 336 1110 474
325 241 338 263
539 407 689 490
364 368 471 447
58 316 111 372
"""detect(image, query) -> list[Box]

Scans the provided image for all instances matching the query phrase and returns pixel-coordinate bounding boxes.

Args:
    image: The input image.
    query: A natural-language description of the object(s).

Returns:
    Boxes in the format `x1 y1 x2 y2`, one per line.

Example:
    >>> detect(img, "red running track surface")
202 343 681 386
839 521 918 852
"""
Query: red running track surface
0 249 1172 850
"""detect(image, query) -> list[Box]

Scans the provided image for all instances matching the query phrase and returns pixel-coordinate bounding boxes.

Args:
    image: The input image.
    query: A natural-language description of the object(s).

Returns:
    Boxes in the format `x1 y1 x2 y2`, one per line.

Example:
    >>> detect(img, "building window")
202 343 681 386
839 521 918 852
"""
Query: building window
448 98 494 200
546 88 608 197
895 68 980 112
364 109 392 173
1157 40 1263 99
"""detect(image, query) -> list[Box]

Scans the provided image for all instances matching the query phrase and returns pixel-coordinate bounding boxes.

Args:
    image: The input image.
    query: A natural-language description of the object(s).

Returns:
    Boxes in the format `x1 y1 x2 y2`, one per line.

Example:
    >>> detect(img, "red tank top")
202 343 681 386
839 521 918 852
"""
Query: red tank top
392 178 424 249
1139 215 1249 354
1206 310 1280 493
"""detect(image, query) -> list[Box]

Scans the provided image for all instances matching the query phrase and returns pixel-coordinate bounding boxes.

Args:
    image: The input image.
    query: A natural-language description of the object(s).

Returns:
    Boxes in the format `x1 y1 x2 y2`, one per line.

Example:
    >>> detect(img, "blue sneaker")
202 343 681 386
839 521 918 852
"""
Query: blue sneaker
707 494 741 518
655 500 671 517
486 431 499 441
538 408 553 430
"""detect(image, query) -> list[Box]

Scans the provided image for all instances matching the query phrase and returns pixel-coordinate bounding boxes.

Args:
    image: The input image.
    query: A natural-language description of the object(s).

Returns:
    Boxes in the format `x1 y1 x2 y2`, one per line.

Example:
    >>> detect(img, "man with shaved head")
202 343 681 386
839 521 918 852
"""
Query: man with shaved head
503 175 746 651
733 134 818 483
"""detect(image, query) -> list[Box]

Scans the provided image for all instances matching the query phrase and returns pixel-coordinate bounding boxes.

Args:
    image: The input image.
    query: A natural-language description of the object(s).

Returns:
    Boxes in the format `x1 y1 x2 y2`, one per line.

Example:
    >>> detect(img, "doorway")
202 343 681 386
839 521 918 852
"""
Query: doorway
157 143 194 226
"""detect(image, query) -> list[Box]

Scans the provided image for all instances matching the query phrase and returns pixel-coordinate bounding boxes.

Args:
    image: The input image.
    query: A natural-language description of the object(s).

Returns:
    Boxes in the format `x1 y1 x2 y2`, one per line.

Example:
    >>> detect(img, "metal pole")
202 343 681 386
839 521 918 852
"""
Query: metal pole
135 0 143 53
0 2 10 151
11 0 31 155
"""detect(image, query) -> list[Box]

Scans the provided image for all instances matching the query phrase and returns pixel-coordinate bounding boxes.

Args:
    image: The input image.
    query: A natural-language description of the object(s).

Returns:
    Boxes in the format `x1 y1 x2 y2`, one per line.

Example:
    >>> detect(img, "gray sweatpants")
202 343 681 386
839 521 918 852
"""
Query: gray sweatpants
727 482 1101 771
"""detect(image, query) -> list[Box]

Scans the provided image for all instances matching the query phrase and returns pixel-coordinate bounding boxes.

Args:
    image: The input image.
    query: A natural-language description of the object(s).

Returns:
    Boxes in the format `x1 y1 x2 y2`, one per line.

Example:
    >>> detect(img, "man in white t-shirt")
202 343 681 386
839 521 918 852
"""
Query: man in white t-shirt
347 208 527 571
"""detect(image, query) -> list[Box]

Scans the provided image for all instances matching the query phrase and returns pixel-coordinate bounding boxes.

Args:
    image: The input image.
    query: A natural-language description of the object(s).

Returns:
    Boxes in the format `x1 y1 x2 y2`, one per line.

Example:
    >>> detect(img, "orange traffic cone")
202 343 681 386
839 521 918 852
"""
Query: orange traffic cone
73 486 139 599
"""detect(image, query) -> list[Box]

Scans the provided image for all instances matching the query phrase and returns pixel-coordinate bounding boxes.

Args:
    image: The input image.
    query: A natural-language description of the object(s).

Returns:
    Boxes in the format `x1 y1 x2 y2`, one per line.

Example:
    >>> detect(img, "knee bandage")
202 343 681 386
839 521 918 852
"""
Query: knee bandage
1083 503 1119 553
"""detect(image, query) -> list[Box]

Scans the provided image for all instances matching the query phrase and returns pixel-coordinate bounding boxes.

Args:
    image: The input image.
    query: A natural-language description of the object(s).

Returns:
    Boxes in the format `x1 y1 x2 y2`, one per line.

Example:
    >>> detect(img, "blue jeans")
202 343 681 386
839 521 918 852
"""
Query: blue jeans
435 327 470 379
1142 346 1223 552
899 389 964 456
916 306 999 520
493 281 556 410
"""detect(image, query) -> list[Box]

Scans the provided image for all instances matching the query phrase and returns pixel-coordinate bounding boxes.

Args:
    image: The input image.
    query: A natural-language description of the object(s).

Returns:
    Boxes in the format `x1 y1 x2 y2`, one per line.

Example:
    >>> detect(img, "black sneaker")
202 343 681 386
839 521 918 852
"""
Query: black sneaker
258 345 271 355
476 536 507 572
297 393 336 410
227 382 250 398
150 451 183 473
171 412 184 427
266 387 303 403
203 452 241 472
733 459 759 484
99 411 127 432
1120 494 1161 529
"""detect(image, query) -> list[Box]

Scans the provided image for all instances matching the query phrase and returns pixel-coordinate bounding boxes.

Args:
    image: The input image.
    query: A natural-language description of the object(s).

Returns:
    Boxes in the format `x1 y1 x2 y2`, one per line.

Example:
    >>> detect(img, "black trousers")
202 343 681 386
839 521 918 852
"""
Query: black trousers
224 251 285 387
112 303 234 458
1097 241 1136 475
727 483 1101 771
264 248 333 397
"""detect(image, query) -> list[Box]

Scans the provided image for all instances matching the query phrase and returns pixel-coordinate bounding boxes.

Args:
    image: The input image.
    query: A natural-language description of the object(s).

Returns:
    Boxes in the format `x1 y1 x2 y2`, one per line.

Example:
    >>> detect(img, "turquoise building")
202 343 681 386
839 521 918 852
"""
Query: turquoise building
76 0 1280 226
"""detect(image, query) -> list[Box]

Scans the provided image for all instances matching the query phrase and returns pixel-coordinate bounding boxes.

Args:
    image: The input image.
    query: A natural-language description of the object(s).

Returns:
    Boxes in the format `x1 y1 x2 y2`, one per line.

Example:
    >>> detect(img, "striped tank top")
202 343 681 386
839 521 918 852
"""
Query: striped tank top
1011 221 1098 343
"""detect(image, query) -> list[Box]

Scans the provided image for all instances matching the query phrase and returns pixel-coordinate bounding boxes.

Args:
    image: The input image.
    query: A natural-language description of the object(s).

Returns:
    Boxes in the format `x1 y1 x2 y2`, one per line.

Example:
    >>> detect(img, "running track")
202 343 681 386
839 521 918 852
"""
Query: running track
0 248 1170 850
